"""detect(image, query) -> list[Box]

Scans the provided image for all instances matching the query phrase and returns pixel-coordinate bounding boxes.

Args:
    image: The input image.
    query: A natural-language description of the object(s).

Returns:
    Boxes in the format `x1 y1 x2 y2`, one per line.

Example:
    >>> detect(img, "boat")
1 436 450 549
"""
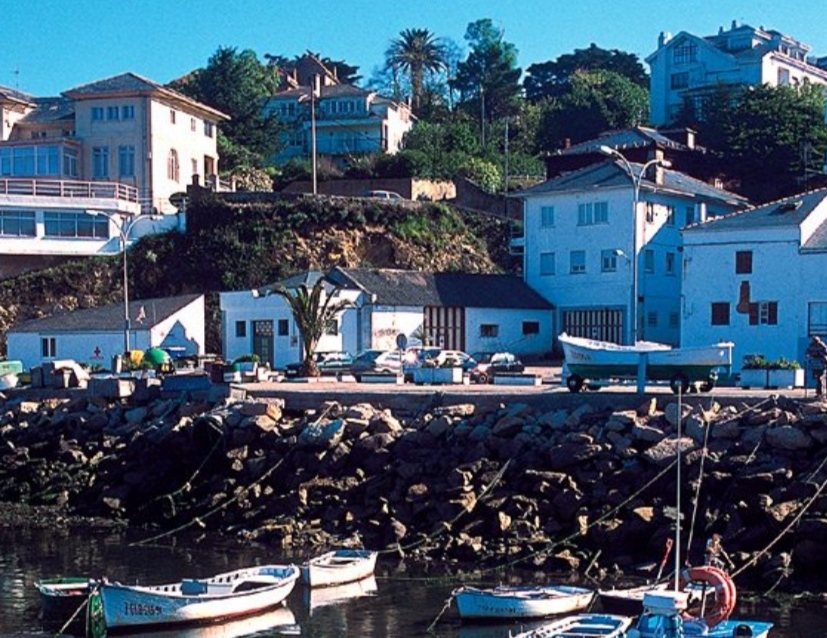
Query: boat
452 584 595 620
598 581 669 617
304 575 378 613
301 549 378 588
558 332 734 393
509 612 633 637
116 605 298 638
35 577 97 626
92 563 299 633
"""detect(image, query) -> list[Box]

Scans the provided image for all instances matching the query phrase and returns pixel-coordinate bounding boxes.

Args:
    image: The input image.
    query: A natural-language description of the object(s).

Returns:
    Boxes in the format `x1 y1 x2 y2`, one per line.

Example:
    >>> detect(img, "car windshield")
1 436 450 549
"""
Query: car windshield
355 351 381 362
472 353 493 363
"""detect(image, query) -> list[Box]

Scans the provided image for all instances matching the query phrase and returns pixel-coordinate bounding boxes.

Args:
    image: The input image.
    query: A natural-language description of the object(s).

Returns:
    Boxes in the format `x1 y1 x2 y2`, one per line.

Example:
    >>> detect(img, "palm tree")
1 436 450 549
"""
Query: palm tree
271 278 353 377
386 28 447 112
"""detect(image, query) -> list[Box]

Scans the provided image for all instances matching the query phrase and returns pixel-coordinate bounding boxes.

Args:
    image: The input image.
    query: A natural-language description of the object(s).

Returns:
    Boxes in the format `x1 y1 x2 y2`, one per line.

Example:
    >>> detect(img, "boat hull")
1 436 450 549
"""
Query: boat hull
301 549 377 588
99 564 298 632
453 585 595 620
36 577 96 626
510 613 633 637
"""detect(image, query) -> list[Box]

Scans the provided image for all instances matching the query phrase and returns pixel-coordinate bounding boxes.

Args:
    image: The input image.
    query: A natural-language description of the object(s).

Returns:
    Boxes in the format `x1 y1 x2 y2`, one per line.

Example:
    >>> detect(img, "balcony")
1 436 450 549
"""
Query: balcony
0 178 138 202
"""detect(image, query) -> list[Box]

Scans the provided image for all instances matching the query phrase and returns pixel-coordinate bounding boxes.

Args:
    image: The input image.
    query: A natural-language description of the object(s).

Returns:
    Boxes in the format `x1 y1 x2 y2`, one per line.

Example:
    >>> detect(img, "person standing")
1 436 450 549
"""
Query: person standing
806 336 827 396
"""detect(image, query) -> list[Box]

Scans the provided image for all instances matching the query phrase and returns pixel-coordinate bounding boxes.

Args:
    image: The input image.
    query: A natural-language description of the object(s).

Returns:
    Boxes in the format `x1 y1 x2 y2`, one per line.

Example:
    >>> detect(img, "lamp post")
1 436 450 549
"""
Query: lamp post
88 211 161 354
598 146 671 345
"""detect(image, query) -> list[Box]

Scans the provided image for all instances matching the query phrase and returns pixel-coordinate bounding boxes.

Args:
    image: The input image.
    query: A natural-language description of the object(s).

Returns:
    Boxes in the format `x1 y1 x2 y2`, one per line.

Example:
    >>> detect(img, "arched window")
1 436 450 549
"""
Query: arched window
167 149 179 182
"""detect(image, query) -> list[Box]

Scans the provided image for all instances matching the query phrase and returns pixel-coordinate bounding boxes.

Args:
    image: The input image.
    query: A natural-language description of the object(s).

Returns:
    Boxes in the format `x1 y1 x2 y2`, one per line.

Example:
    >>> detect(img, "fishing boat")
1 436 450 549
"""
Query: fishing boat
598 581 668 617
35 577 97 626
301 549 378 588
93 564 299 633
452 584 595 620
558 332 733 393
509 613 633 637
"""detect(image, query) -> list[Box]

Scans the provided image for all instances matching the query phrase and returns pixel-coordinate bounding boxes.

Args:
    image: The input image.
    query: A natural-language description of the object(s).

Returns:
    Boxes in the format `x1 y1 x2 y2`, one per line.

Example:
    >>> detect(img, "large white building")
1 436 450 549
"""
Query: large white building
682 189 827 371
0 73 228 276
647 20 827 126
516 159 747 347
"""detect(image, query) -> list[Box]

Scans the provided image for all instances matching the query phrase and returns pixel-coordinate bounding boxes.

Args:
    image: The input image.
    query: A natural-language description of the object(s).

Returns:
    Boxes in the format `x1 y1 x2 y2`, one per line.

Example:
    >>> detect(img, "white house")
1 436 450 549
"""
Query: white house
516 159 748 347
682 188 827 371
266 54 414 167
647 20 827 126
220 267 554 368
0 73 228 277
6 293 205 370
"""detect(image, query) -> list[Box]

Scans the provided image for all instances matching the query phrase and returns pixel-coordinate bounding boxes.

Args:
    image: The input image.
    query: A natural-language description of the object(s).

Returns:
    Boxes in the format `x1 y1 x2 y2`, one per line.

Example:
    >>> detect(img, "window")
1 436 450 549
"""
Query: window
167 149 180 182
647 311 658 328
778 68 790 86
749 301 778 326
0 210 36 236
540 206 555 227
41 337 56 358
669 312 679 328
665 206 676 226
118 145 135 177
540 252 555 276
121 105 135 120
107 106 119 120
170 109 177 124
191 159 198 179
63 148 78 177
671 72 689 90
480 324 499 338
235 321 247 338
190 117 197 132
204 121 214 138
645 202 656 223
736 251 753 274
577 201 608 225
711 302 730 326
665 252 676 275
686 206 696 226
522 321 540 336
570 250 586 274
673 41 698 64
91 107 104 121
325 320 338 336
644 249 655 273
44 212 109 238
92 147 109 178
601 249 619 272
594 201 608 224
277 319 289 336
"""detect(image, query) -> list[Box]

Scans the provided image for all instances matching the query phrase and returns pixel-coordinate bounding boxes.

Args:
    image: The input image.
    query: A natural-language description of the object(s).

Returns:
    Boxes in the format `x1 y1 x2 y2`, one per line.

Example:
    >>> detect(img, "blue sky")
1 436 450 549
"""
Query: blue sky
3 0 827 96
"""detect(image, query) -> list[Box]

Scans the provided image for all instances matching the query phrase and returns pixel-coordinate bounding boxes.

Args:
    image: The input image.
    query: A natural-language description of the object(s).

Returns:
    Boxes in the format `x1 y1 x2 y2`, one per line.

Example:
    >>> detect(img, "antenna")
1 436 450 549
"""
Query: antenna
12 68 19 88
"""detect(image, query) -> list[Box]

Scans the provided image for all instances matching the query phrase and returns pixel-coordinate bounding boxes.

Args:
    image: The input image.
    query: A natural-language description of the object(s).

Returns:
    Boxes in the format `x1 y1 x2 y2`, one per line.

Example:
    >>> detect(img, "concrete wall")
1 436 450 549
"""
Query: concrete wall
465 307 554 357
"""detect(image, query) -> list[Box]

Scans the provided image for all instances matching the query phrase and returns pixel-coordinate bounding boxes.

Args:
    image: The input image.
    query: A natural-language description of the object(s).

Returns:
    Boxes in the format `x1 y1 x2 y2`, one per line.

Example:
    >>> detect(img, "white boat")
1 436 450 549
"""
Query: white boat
93 564 299 633
509 612 633 637
120 605 298 638
301 549 378 588
598 581 668 617
558 332 733 393
452 584 595 620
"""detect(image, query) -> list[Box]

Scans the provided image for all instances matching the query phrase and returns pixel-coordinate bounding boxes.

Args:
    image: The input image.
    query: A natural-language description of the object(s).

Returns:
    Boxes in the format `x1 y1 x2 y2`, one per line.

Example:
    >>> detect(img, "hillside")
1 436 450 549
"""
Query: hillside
0 195 513 355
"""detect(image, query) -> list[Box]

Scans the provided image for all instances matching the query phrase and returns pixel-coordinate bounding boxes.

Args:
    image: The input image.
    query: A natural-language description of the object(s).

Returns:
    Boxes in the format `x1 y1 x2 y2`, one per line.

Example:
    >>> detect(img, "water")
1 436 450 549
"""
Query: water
1 524 825 637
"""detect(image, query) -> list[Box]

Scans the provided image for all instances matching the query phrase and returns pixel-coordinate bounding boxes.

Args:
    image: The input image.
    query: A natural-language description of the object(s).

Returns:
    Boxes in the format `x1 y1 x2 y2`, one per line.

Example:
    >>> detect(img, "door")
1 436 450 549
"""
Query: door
424 306 465 350
252 320 274 367
562 308 624 344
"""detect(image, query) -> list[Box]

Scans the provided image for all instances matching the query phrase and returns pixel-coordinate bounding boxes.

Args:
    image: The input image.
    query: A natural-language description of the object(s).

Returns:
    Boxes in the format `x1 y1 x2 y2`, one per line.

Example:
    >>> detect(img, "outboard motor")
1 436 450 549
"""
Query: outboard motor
734 625 754 637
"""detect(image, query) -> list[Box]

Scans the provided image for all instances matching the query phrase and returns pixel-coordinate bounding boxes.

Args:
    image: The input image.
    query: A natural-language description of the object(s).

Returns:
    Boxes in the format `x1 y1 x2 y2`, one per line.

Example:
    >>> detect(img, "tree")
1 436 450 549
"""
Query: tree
385 28 448 113
453 19 522 144
524 44 648 102
536 69 649 150
170 47 283 173
271 278 352 377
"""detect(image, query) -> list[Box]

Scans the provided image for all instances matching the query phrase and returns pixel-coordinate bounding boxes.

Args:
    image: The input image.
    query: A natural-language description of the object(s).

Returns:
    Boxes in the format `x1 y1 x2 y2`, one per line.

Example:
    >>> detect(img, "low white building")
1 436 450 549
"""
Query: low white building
6 293 205 370
682 189 827 371
516 159 747 348
220 267 554 368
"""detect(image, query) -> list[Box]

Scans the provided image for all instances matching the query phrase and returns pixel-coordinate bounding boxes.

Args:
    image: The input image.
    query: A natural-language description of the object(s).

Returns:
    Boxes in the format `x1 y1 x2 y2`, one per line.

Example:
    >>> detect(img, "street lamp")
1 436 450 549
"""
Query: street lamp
598 146 672 345
88 211 162 354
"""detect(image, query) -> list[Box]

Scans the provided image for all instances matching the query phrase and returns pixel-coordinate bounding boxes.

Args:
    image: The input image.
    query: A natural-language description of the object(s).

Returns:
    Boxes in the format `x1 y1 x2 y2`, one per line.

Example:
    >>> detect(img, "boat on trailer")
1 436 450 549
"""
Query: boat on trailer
452 584 595 620
300 549 378 588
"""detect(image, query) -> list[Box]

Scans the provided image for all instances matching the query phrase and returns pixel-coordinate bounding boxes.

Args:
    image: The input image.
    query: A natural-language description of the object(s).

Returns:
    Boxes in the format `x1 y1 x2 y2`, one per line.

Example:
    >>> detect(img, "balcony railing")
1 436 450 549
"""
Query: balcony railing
0 178 138 202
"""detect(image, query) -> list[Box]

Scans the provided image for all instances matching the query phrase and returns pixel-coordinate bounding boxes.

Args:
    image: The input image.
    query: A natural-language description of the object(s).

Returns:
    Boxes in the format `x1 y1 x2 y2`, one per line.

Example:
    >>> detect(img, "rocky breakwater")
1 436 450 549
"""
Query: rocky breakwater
1 391 827 589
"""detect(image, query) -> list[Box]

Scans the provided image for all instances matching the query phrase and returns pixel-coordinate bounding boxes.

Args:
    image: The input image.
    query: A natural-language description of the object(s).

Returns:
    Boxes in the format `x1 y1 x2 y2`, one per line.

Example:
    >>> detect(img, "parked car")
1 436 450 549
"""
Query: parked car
363 189 403 200
351 349 404 380
469 352 525 383
283 351 354 378
432 350 477 371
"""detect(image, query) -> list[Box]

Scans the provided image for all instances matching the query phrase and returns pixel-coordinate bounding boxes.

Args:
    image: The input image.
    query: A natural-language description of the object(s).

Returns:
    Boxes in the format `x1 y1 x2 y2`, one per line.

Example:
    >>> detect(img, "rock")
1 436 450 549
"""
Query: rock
632 421 664 443
643 436 694 465
492 415 525 437
765 425 812 451
433 404 475 417
664 402 692 427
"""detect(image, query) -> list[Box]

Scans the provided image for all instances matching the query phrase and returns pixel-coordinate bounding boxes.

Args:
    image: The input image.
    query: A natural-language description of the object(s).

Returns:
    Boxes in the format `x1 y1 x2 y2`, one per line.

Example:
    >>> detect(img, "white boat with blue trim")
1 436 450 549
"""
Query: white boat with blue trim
453 584 595 620
301 548 378 588
509 612 633 637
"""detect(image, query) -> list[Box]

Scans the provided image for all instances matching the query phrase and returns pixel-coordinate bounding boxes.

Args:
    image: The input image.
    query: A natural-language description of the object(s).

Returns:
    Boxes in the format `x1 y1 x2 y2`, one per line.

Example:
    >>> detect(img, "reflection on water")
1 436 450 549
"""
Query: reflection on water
1 524 826 638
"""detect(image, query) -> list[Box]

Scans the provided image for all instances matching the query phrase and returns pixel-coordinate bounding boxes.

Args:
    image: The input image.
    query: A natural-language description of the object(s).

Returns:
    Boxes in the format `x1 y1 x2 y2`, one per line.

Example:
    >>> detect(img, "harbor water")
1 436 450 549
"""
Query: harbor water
1 524 825 637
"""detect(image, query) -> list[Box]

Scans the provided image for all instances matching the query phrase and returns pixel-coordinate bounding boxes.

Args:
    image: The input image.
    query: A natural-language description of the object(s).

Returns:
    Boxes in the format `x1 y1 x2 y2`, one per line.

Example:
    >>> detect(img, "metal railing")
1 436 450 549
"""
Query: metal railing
0 178 138 202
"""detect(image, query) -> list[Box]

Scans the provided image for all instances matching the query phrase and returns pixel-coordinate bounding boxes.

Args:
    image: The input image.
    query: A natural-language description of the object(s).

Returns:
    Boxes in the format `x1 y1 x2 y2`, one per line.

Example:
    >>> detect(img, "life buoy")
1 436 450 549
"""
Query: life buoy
678 565 736 628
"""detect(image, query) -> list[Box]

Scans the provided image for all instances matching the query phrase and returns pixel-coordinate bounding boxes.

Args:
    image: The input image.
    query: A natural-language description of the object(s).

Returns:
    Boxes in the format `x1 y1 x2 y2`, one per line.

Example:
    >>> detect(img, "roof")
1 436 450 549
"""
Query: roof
62 72 229 120
515 160 748 205
19 97 75 124
684 188 827 235
0 85 35 106
553 127 691 157
329 268 554 310
10 293 203 334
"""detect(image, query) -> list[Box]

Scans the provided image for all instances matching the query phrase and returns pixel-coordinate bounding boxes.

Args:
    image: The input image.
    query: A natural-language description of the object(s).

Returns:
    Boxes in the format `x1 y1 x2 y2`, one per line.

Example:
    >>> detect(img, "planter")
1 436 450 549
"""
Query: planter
412 367 464 385
739 369 768 389
357 373 404 384
493 374 542 386
767 368 804 389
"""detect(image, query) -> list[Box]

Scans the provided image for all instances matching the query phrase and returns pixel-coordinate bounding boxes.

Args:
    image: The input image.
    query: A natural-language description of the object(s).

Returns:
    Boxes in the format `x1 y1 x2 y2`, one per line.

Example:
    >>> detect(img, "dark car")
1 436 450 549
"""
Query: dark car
469 351 525 383
350 349 404 380
283 351 354 378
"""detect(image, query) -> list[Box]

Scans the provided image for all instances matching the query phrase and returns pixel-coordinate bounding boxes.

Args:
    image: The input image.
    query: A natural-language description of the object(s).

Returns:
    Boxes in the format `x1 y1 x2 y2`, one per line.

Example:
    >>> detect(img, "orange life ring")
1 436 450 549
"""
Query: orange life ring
678 565 736 628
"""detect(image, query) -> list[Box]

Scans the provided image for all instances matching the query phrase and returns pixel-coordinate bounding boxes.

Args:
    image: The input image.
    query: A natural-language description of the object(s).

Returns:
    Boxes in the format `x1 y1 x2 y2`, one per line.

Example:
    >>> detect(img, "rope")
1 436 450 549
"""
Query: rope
425 594 455 633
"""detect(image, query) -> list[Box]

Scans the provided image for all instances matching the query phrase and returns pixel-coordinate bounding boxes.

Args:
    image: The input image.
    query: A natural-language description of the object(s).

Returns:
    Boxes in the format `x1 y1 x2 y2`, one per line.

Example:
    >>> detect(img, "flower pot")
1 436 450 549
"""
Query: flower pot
739 369 767 389
412 366 463 385
767 368 804 389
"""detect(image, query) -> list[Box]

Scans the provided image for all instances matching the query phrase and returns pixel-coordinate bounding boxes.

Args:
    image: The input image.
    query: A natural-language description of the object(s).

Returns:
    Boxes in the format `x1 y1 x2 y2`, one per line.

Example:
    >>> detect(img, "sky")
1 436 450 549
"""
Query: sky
3 0 827 96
